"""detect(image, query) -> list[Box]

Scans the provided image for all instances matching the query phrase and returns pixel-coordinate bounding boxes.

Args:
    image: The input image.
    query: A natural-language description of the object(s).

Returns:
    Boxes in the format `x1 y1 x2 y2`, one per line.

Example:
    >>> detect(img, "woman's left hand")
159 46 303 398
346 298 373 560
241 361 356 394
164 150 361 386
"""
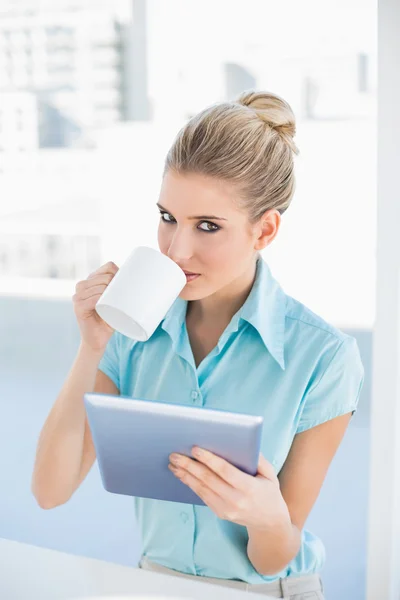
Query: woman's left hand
168 447 291 530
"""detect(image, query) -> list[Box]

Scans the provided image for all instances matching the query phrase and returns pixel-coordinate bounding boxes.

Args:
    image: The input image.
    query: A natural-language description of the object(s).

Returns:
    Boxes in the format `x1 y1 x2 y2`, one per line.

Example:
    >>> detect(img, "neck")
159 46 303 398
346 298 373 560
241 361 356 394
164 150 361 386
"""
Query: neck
187 257 259 327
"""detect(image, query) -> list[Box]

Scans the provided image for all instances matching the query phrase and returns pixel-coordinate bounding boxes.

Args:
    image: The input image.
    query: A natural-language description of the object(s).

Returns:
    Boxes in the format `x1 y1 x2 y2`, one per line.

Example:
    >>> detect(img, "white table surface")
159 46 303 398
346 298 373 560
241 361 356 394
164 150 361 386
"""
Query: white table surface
0 538 272 599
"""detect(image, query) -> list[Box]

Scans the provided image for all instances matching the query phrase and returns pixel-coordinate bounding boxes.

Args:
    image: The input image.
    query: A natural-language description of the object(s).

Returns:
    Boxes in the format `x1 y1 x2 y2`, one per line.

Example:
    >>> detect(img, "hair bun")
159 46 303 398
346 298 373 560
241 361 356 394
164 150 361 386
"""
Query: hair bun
236 90 298 153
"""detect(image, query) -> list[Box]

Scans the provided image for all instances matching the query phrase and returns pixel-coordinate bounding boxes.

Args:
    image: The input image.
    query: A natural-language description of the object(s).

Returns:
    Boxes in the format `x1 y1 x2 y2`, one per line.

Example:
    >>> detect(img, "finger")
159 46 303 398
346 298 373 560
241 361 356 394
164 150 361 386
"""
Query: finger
85 274 114 288
75 274 113 294
257 454 279 482
87 269 115 280
87 261 119 279
169 464 229 514
87 271 115 283
190 447 251 491
74 295 104 313
169 454 235 498
75 284 108 302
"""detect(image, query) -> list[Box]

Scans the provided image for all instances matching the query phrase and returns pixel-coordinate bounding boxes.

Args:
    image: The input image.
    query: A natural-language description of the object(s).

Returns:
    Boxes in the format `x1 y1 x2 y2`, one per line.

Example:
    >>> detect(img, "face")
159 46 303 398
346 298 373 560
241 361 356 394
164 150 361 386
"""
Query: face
157 171 280 301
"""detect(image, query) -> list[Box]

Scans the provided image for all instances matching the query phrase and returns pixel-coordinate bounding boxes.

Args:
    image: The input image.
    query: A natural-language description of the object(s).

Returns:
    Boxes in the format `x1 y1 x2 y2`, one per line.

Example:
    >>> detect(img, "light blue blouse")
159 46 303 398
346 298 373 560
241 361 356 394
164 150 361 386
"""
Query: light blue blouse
98 255 364 584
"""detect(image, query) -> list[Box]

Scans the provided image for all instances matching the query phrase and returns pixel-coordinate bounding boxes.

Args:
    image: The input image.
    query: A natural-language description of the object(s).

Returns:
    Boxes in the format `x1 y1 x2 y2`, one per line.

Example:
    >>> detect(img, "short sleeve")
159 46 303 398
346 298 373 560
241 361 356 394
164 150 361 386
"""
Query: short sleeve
98 332 121 390
296 336 364 433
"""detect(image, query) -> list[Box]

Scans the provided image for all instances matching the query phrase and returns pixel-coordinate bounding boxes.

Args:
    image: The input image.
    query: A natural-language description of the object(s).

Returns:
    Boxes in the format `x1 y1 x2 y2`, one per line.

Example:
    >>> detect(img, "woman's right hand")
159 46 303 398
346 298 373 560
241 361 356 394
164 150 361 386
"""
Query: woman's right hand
73 261 119 352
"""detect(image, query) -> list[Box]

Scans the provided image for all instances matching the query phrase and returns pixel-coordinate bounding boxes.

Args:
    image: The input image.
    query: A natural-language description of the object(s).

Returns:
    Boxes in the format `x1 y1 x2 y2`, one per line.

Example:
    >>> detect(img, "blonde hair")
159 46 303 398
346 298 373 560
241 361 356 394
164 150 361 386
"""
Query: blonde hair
164 90 299 222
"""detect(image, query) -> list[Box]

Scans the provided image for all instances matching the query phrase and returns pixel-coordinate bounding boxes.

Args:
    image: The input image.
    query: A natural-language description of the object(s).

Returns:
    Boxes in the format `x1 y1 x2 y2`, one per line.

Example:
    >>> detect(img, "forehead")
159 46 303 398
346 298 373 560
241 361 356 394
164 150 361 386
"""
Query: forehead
159 171 244 217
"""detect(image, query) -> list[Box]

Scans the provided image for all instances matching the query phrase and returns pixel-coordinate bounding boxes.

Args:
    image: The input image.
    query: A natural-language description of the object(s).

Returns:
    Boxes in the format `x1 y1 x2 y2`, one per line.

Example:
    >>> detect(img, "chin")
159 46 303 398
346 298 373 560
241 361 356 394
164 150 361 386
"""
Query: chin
179 285 210 301
179 290 201 301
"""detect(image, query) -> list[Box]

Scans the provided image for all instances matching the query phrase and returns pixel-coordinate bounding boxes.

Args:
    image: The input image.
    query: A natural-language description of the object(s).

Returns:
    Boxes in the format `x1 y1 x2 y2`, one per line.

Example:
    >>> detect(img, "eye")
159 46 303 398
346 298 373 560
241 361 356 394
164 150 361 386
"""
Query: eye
198 221 220 233
159 210 176 223
158 210 220 234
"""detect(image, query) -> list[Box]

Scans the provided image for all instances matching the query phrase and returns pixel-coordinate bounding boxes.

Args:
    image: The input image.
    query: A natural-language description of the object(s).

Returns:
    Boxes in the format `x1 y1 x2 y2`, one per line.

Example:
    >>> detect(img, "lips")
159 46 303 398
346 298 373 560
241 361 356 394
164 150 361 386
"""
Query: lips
183 270 200 276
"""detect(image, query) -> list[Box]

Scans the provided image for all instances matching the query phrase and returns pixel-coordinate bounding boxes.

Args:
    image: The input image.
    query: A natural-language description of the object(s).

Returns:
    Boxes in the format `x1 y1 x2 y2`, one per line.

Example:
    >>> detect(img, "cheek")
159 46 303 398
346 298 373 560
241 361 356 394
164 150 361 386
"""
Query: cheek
196 236 229 265
203 236 255 283
157 224 169 254
199 246 239 283
206 231 250 263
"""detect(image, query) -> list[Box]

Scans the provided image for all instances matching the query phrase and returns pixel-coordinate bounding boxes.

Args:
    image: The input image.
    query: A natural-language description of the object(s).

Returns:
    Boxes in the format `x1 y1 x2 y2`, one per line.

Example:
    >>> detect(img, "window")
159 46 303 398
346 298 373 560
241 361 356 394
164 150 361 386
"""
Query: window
0 4 377 600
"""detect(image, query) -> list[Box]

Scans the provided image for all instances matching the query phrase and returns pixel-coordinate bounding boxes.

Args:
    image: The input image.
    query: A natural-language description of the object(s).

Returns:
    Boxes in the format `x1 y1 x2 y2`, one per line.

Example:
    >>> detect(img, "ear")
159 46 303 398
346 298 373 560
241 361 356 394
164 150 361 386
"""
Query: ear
254 209 281 251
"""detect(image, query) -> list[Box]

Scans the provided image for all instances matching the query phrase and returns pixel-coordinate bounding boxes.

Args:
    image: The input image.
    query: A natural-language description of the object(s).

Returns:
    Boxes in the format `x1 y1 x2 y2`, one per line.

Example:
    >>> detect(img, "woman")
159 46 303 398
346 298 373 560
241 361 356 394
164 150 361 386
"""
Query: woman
32 91 364 599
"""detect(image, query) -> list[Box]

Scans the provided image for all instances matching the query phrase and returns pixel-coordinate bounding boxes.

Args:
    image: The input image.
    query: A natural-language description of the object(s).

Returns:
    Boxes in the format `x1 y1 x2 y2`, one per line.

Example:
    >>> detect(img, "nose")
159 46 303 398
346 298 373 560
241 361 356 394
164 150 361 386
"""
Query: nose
166 228 194 264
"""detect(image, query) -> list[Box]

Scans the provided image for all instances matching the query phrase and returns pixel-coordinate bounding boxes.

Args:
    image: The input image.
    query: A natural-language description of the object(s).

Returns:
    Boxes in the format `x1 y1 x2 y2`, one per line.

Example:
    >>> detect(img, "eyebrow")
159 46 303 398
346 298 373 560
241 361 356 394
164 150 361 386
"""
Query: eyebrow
156 203 227 221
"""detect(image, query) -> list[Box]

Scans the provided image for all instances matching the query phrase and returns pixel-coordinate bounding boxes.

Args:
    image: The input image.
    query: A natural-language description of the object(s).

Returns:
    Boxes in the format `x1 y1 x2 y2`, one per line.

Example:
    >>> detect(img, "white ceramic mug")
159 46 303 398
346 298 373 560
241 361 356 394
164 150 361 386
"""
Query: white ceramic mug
95 246 187 341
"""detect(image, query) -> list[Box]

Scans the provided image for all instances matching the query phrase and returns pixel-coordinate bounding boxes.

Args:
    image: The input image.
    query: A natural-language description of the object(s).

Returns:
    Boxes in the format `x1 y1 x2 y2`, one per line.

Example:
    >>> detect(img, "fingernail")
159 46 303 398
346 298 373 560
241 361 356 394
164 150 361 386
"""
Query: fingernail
168 464 180 475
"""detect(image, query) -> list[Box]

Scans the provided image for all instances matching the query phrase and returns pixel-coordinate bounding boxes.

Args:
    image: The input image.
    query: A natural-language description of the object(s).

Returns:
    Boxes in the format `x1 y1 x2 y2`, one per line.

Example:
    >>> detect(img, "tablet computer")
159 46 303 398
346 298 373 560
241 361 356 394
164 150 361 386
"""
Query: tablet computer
84 392 263 506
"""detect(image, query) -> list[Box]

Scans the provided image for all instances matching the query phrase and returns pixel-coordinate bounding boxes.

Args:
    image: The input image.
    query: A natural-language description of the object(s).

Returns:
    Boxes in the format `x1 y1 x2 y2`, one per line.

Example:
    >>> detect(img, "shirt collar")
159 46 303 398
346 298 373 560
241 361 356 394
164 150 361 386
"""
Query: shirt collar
240 256 287 370
159 255 286 370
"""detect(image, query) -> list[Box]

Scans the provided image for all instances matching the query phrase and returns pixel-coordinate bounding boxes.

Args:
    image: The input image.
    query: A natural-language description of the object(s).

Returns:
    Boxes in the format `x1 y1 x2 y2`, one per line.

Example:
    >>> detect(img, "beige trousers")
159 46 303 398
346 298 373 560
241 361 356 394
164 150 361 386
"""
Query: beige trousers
139 556 325 599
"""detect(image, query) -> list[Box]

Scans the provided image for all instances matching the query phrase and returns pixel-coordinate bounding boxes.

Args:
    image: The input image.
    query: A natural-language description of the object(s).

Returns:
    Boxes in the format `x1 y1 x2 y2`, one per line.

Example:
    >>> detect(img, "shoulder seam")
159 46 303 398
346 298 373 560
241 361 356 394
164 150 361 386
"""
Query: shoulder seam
285 314 345 340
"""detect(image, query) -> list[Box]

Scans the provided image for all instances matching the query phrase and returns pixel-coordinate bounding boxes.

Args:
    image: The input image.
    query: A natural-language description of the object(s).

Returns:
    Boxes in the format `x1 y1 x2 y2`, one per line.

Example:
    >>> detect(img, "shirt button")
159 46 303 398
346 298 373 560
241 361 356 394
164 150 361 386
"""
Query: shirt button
191 391 199 400
180 511 189 523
